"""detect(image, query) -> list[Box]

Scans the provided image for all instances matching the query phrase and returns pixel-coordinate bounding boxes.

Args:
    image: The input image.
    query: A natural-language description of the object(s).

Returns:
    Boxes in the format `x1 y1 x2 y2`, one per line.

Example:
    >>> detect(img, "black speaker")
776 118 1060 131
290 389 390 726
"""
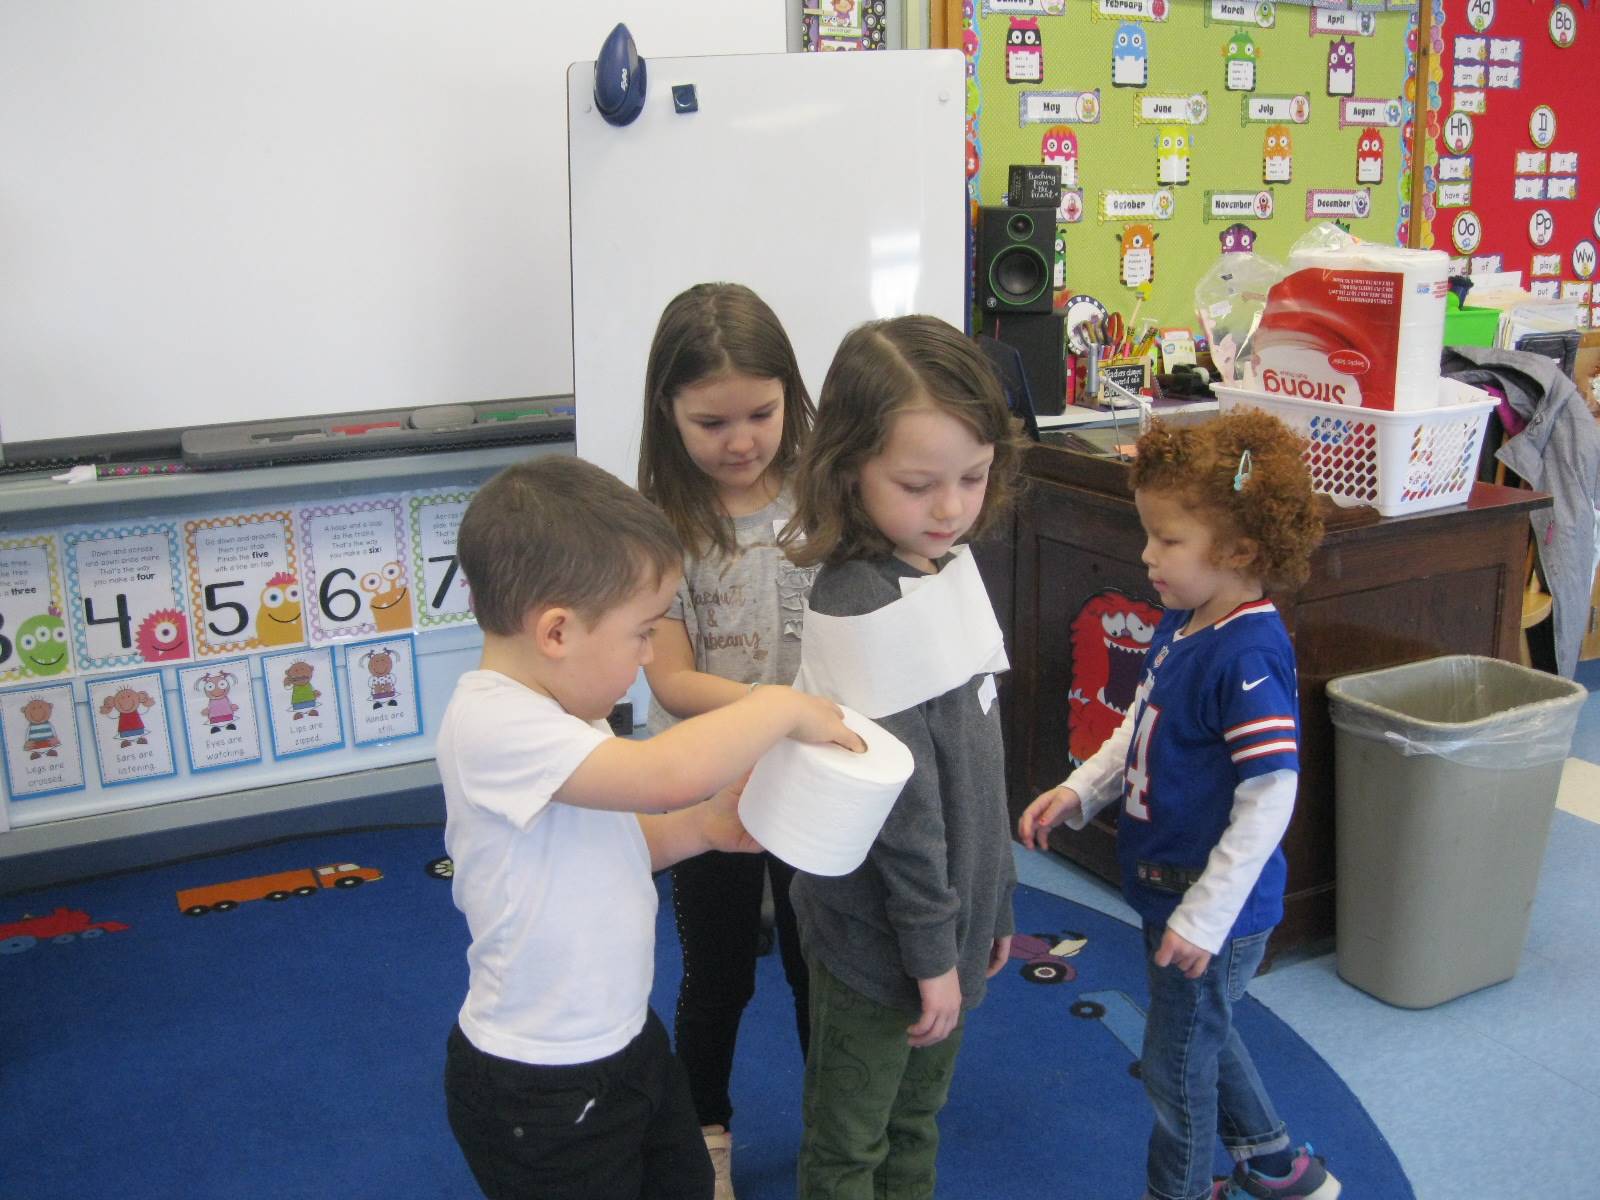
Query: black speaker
977 206 1055 314
981 310 1066 416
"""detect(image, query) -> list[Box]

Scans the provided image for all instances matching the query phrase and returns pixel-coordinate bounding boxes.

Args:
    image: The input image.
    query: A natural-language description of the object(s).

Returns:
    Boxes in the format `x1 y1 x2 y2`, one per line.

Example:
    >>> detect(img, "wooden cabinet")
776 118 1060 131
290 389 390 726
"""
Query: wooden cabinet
980 440 1551 955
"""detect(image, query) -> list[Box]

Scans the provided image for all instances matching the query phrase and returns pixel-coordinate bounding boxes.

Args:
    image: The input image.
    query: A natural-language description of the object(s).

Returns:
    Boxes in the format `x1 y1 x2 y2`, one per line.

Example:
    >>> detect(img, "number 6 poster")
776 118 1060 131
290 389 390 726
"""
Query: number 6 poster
183 511 302 658
297 496 414 643
63 523 193 673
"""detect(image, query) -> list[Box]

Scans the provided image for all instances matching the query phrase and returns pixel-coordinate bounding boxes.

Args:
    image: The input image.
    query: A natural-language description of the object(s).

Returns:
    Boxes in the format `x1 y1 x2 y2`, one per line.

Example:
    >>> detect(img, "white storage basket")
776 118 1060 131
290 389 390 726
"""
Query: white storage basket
1213 381 1496 517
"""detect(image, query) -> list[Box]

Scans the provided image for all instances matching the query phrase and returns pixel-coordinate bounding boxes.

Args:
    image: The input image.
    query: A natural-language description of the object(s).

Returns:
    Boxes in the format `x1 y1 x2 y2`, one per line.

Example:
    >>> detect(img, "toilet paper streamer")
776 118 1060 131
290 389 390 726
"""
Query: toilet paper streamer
738 706 914 877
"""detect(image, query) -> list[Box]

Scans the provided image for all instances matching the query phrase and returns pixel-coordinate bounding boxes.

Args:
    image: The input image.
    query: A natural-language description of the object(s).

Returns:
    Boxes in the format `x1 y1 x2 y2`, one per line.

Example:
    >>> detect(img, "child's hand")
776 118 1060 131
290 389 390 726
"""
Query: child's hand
984 934 1013 979
907 968 962 1047
1017 786 1082 849
778 688 866 753
1153 927 1212 979
699 777 761 855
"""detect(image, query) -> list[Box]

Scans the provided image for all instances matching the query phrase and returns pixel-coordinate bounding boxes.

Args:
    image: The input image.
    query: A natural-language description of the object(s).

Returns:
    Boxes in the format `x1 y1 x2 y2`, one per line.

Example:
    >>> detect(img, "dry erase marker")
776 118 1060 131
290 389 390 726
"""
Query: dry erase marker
96 462 188 478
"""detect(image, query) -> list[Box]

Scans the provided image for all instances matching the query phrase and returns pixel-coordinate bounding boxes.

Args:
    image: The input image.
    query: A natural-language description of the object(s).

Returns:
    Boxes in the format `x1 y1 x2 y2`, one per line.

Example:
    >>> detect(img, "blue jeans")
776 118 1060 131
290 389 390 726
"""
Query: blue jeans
1140 924 1290 1200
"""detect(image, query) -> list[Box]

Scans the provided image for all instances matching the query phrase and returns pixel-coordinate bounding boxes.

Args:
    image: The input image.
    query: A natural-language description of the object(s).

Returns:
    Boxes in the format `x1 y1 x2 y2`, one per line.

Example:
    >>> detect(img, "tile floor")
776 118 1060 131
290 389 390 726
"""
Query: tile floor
1015 658 1600 1200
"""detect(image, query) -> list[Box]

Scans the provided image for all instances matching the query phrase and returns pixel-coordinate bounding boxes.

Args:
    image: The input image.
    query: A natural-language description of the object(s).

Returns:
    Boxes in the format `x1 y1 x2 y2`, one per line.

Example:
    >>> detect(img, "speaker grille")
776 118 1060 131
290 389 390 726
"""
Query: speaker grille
988 245 1049 307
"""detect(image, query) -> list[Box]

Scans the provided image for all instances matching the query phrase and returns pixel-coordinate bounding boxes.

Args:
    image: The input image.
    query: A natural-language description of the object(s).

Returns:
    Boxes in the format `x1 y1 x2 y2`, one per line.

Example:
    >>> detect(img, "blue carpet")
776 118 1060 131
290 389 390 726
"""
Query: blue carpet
0 825 1410 1198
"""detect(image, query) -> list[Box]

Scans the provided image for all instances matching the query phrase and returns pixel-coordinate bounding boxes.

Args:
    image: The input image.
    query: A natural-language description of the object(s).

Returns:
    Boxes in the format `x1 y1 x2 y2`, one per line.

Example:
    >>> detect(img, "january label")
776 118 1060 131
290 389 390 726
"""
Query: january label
344 636 423 747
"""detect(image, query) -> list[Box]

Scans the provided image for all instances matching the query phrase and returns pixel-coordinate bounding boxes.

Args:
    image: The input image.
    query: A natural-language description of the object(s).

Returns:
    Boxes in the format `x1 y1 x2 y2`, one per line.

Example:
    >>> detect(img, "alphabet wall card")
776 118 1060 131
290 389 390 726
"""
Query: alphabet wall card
297 496 413 643
0 681 86 800
407 488 477 630
86 670 177 788
176 658 263 773
63 523 191 673
343 636 422 747
183 511 302 658
261 646 345 759
0 534 72 684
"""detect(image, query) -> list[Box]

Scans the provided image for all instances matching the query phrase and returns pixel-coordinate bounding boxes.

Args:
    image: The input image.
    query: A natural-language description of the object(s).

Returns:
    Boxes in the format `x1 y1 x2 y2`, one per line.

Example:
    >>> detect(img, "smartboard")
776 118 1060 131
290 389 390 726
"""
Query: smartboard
0 1 786 450
568 49 968 484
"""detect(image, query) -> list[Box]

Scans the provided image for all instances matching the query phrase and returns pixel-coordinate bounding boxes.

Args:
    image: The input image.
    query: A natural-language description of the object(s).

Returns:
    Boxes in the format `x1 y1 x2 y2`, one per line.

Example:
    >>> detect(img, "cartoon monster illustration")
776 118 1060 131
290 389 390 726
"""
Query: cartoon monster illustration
1327 38 1356 96
1111 22 1148 88
98 686 155 748
1356 127 1385 184
1156 125 1191 186
1040 126 1079 189
360 560 413 633
194 670 239 734
1225 29 1257 92
1116 224 1158 289
282 660 321 720
255 572 303 647
1006 16 1043 83
20 697 61 760
360 646 400 710
15 605 69 676
1066 591 1163 765
1054 227 1068 291
136 607 189 663
1263 124 1293 184
1219 222 1258 254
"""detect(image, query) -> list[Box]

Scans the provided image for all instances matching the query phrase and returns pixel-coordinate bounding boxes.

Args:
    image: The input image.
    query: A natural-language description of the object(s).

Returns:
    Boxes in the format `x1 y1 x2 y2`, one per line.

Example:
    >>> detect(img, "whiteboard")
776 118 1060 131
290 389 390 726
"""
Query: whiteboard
569 50 968 485
0 1 786 448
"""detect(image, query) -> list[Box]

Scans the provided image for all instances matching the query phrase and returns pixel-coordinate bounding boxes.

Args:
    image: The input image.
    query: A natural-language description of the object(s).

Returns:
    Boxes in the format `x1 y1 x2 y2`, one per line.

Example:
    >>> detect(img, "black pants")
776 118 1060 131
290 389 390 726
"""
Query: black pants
671 850 809 1130
444 1013 712 1199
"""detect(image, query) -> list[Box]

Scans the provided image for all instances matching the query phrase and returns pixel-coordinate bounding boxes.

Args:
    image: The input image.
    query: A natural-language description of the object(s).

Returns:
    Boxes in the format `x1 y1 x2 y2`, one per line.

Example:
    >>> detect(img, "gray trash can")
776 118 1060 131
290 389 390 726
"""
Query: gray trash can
1326 655 1586 1008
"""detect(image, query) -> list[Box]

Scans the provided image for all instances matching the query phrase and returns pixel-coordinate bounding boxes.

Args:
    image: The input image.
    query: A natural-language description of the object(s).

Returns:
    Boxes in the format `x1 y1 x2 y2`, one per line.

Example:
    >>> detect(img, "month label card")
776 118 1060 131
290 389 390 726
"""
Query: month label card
408 488 477 628
344 636 423 746
298 496 414 643
184 512 301 657
86 670 177 787
261 646 345 759
0 681 86 800
176 658 263 772
64 524 192 673
0 534 72 684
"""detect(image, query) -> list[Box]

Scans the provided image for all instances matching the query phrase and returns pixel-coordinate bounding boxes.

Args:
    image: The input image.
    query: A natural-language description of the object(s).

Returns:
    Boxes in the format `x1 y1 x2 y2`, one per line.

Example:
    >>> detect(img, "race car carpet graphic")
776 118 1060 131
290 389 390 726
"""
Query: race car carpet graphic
0 825 1411 1198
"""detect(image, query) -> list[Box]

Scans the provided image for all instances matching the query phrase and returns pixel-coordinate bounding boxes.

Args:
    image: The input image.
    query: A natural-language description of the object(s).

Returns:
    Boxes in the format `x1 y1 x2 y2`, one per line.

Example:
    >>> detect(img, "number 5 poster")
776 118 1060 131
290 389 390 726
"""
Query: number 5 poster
63 523 193 673
297 496 414 643
183 511 302 658
0 534 73 684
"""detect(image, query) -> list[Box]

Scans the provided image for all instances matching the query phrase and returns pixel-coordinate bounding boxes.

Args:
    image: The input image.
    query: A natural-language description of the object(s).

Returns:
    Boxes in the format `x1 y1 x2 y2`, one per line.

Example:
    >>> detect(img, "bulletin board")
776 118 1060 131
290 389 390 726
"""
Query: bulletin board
964 0 1417 332
1419 0 1599 320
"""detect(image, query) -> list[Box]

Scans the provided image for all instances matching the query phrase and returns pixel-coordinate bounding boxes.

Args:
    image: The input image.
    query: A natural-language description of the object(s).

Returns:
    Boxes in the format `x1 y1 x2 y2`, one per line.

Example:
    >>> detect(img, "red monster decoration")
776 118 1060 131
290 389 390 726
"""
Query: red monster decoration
136 607 190 662
1067 590 1163 765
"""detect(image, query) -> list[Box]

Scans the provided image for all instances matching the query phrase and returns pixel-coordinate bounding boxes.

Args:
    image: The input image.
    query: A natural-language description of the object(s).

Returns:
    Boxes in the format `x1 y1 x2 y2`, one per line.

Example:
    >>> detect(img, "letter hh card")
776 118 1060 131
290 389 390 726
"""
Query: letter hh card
64 523 193 673
261 646 345 759
183 511 302 657
407 487 477 629
344 635 422 746
0 533 73 684
297 495 414 644
176 658 264 772
86 670 177 787
0 680 87 800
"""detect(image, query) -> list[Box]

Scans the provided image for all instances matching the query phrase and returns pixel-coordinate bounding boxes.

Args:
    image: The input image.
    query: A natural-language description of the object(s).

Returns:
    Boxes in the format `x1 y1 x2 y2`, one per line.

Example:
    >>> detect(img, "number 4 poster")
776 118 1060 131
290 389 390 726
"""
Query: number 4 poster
63 524 192 673
297 496 414 643
183 511 302 658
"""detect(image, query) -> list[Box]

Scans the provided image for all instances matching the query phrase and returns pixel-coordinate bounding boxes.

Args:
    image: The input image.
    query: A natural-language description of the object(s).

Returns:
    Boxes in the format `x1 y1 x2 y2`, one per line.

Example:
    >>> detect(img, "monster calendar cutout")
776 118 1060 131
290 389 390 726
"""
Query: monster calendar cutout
1263 125 1293 183
1117 224 1158 288
1327 38 1356 97
1356 127 1384 184
1225 30 1258 92
1066 591 1163 765
1006 17 1043 83
1041 126 1079 189
1111 23 1149 88
1219 223 1258 254
1156 126 1191 186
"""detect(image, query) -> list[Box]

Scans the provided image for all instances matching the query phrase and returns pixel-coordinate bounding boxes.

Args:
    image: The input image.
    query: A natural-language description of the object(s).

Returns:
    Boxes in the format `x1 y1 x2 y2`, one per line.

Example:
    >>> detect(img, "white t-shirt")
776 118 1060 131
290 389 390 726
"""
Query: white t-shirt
439 670 656 1066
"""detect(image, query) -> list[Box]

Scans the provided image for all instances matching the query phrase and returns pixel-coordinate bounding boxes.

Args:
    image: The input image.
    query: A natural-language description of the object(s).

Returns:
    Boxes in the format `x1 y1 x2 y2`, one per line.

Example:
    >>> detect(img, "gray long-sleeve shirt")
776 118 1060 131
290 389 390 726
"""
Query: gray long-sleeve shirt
789 553 1016 1015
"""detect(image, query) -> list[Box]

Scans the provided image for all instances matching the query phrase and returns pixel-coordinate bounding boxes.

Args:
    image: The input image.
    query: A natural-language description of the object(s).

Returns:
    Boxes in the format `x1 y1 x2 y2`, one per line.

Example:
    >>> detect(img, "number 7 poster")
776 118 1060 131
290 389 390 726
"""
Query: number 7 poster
182 511 302 657
63 523 193 672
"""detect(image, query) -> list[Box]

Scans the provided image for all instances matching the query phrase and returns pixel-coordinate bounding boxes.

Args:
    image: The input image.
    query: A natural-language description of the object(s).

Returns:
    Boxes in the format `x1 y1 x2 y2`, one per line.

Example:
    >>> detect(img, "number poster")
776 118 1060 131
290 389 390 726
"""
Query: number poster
297 496 415 643
408 488 475 628
183 511 301 657
63 524 192 673
0 534 72 684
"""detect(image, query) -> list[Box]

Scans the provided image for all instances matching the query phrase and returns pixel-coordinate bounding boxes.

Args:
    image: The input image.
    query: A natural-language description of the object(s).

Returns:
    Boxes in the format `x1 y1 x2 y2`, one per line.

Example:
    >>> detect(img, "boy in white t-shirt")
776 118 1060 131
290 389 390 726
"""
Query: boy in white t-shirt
440 456 861 1200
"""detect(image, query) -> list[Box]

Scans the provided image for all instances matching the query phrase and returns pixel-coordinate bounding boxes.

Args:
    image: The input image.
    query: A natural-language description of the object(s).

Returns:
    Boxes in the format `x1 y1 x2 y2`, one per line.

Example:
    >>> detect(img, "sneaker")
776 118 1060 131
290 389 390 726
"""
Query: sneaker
1229 1144 1341 1199
703 1125 735 1200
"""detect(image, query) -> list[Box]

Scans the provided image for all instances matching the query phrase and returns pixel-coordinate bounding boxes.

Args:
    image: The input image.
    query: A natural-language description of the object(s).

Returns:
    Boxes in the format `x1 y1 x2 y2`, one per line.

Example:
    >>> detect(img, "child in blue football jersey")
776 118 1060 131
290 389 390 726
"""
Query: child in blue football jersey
1019 410 1337 1200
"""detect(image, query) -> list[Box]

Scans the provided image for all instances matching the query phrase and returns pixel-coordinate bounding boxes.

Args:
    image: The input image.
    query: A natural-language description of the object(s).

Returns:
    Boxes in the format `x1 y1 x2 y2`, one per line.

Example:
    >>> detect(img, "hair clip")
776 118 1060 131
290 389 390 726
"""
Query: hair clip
1232 449 1253 493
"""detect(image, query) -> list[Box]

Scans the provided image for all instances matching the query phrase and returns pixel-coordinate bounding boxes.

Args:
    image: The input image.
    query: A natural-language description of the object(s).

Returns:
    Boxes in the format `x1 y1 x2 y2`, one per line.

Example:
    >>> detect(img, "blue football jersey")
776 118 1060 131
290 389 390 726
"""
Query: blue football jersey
1116 599 1298 937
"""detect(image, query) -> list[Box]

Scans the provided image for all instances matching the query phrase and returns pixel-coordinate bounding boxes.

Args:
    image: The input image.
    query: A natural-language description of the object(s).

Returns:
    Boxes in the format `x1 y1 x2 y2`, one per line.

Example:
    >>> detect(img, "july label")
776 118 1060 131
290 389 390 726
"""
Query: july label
86 670 176 787
176 658 263 772
344 636 423 747
0 681 86 800
184 512 301 657
1243 95 1310 124
408 488 476 628
64 524 191 672
0 535 72 684
298 496 413 643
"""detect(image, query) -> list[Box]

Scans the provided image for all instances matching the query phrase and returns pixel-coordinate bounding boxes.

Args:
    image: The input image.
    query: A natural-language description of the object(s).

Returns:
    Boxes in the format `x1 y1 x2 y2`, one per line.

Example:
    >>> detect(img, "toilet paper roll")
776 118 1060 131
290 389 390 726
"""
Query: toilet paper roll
737 706 914 877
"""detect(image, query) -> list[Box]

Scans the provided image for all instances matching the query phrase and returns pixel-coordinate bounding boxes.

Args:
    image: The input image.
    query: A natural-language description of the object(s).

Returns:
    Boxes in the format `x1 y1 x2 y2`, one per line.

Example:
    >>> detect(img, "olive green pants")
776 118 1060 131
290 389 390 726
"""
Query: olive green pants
796 958 965 1200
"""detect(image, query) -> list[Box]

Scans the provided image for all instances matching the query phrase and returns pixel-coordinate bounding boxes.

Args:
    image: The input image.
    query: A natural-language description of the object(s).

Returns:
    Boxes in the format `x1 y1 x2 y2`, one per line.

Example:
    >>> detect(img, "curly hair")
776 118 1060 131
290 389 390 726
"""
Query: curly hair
785 316 1026 568
1130 409 1323 590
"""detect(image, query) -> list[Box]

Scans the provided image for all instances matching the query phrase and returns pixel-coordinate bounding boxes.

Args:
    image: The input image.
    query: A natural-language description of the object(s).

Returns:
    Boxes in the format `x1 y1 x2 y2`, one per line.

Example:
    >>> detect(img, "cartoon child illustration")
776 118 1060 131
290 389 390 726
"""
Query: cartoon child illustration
361 647 400 710
98 686 155 748
20 697 61 760
255 572 304 647
282 660 321 720
15 606 70 677
360 560 413 633
136 608 190 663
195 670 240 734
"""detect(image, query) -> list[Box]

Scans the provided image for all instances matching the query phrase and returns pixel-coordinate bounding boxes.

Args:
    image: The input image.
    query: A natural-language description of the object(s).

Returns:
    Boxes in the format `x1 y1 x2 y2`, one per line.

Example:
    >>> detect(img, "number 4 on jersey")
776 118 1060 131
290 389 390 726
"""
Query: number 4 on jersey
1124 702 1160 822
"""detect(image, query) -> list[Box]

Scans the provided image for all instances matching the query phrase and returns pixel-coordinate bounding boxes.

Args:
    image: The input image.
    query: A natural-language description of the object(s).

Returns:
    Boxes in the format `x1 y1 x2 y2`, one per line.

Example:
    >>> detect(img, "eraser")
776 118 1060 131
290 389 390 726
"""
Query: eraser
409 404 477 431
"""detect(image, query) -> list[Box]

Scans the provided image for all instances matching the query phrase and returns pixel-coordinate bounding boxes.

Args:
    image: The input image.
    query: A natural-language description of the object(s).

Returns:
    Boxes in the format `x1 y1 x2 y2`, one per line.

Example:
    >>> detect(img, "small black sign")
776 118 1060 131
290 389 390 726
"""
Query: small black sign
1008 165 1062 209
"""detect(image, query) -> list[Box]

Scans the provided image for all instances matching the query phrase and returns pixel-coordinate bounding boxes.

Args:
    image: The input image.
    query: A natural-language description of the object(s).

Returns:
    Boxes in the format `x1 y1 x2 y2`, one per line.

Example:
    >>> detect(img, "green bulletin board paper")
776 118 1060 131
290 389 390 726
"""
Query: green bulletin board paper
966 1 1415 333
